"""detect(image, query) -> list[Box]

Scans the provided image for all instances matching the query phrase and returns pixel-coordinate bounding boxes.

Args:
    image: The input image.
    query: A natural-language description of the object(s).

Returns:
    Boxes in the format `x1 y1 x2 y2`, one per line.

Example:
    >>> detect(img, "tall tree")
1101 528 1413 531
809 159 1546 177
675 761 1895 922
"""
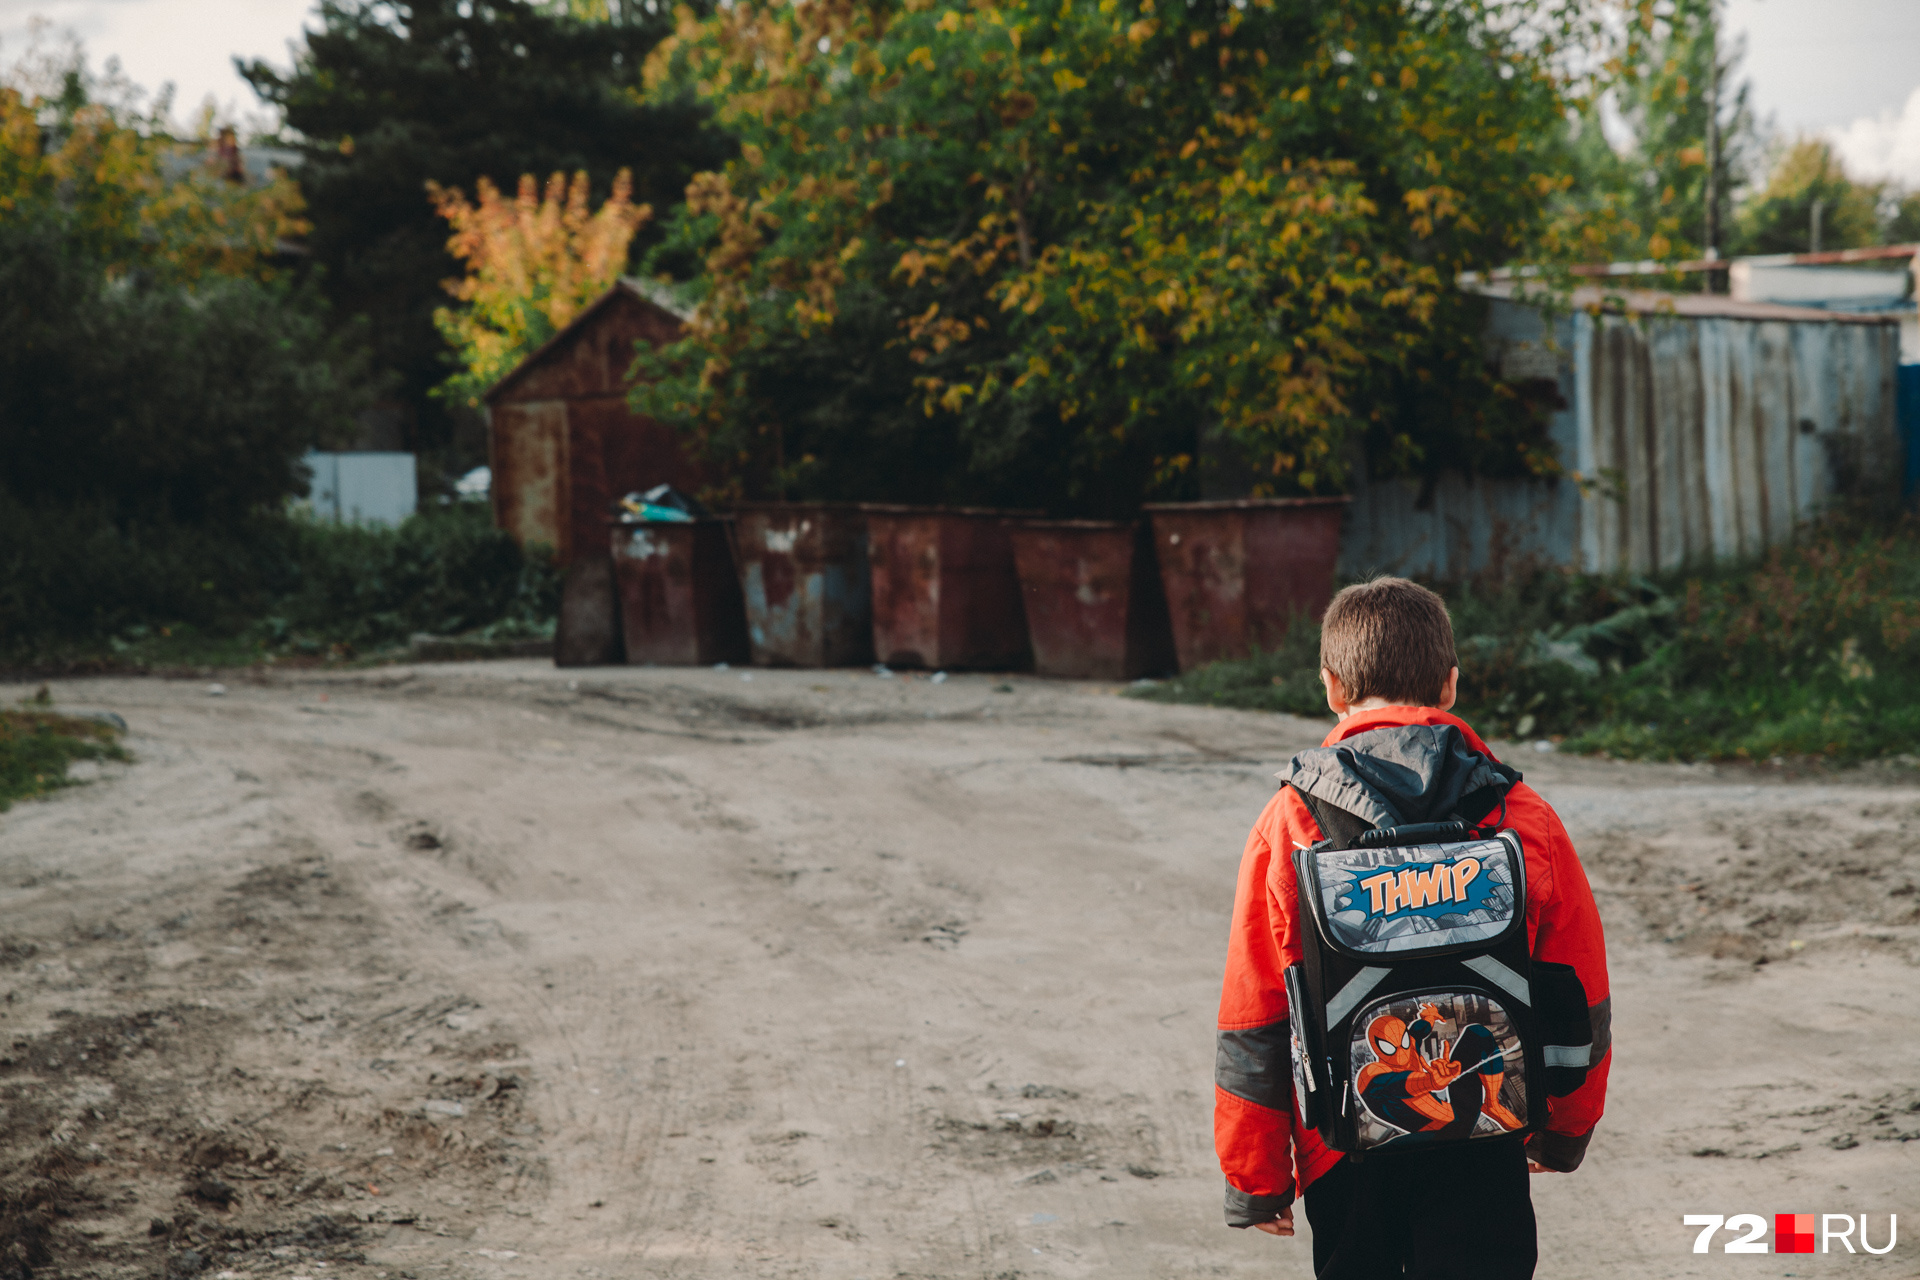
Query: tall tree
1733 139 1882 256
1887 191 1920 244
1551 0 1754 267
240 0 728 471
638 0 1610 510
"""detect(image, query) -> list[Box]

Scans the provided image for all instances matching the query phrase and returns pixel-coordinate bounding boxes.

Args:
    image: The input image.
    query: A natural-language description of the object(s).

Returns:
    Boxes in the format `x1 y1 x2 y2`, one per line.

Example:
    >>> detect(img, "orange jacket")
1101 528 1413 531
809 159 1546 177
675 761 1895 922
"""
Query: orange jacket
1214 706 1612 1227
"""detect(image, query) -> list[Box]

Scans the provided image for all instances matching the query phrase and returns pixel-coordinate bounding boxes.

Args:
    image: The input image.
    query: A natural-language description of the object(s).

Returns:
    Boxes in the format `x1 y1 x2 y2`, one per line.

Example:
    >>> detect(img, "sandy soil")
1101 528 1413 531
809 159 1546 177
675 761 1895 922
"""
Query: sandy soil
0 662 1914 1280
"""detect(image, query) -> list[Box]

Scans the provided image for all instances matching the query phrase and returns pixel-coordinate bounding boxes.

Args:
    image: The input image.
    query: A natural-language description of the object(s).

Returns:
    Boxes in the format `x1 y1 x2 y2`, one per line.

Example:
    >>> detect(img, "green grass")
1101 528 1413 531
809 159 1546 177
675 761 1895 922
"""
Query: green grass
0 701 129 811
1137 514 1920 765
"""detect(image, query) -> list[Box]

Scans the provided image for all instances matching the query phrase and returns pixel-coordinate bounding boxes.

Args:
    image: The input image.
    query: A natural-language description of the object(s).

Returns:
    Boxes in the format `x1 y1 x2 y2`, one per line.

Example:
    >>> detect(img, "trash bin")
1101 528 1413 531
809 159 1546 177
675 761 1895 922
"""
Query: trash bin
1143 496 1349 671
864 505 1033 670
732 503 873 667
609 518 750 666
1006 520 1175 680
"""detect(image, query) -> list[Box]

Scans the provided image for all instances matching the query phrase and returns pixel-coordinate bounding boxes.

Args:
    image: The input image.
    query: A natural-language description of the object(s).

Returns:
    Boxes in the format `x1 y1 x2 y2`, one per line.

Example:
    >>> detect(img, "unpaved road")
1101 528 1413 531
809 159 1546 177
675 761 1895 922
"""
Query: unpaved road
1 663 1915 1279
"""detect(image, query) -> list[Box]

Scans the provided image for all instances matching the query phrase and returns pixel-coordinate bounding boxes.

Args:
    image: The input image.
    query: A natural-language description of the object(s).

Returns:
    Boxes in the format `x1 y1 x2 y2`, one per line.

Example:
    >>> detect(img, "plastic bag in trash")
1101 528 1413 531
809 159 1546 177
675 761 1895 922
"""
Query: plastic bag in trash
643 484 709 516
613 484 709 523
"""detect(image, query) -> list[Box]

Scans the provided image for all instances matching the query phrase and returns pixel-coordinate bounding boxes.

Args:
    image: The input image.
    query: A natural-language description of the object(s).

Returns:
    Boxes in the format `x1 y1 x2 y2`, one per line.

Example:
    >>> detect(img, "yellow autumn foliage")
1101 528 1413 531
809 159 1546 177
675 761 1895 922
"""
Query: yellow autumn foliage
0 83 306 284
429 169 651 406
637 0 1619 501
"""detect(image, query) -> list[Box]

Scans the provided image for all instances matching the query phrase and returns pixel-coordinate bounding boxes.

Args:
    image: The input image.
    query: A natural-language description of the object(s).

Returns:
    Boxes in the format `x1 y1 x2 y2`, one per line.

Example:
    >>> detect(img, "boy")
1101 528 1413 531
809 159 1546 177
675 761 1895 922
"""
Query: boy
1213 577 1611 1279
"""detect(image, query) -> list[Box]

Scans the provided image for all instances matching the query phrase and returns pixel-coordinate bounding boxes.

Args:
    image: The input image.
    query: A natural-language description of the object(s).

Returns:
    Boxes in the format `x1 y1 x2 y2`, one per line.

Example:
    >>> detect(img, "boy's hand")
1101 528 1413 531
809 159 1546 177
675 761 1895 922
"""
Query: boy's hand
1527 1161 1561 1174
1252 1207 1296 1237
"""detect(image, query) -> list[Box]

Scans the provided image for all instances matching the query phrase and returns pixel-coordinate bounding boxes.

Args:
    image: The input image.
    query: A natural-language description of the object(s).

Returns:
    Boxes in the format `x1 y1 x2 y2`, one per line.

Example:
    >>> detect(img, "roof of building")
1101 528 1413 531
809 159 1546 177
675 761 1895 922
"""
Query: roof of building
155 140 301 190
1462 243 1918 281
482 278 694 405
1470 281 1903 325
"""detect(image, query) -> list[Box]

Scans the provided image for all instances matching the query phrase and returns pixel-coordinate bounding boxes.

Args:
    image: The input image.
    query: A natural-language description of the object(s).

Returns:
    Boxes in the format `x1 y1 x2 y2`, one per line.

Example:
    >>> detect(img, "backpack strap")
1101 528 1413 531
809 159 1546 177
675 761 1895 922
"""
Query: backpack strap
1453 760 1524 833
1292 787 1374 850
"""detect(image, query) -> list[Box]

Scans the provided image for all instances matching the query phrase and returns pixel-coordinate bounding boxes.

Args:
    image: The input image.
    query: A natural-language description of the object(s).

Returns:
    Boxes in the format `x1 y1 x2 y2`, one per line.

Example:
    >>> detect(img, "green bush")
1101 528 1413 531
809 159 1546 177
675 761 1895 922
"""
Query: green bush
0 503 558 668
262 504 560 652
1565 521 1920 762
0 211 368 533
0 497 286 648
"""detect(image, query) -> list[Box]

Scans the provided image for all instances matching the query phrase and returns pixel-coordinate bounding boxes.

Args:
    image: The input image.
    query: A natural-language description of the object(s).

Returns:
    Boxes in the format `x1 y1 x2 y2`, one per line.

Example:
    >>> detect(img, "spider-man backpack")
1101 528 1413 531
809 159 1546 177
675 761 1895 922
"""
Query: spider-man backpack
1284 796 1596 1155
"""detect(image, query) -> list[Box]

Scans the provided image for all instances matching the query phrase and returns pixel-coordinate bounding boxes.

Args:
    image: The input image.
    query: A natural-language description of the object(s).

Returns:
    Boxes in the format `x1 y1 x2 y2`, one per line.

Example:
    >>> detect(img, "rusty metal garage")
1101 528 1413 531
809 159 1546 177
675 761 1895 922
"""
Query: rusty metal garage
484 279 704 566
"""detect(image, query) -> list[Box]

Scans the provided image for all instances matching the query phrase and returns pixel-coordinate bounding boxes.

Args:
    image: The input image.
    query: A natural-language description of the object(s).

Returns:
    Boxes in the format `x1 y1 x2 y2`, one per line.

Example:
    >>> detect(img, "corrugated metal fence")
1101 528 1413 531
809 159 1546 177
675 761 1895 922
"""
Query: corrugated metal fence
1577 312 1897 571
1342 296 1901 580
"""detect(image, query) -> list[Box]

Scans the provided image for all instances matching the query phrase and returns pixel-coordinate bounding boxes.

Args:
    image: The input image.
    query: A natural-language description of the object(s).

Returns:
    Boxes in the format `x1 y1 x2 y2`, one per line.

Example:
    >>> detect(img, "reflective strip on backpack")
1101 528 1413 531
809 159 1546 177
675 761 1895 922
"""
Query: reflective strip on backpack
1461 954 1531 1006
1543 1043 1592 1068
1323 966 1390 1027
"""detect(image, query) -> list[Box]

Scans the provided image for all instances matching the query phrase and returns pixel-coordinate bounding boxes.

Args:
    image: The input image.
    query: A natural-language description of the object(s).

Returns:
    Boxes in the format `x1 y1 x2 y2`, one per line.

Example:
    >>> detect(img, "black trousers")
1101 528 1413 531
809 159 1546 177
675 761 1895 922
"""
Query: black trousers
1302 1137 1537 1279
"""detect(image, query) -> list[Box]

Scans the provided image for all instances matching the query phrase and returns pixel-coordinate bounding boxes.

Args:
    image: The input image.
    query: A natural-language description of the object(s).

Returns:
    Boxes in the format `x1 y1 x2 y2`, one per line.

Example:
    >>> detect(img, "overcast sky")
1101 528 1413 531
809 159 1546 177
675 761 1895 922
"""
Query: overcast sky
3 0 1918 185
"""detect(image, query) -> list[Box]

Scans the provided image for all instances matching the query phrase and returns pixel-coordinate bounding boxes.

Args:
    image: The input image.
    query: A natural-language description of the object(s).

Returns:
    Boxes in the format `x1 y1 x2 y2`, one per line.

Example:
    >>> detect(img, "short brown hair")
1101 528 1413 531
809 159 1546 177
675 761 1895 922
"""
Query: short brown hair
1318 577 1457 706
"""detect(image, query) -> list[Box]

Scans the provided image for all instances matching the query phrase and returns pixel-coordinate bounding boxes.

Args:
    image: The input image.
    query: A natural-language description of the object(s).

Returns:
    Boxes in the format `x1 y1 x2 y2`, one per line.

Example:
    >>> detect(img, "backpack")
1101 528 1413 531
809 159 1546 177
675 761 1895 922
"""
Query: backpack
1284 785 1595 1155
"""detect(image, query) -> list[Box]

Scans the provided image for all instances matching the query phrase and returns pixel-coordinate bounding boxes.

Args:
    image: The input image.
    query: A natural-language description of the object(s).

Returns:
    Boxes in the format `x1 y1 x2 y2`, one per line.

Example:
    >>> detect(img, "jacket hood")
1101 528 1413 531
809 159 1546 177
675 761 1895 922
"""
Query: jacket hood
1276 718 1521 830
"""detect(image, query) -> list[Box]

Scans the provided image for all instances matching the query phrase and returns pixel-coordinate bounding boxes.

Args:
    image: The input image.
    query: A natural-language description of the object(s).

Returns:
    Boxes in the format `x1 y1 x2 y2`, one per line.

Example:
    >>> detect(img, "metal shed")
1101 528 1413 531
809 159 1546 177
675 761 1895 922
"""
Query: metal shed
1341 286 1903 579
484 279 704 566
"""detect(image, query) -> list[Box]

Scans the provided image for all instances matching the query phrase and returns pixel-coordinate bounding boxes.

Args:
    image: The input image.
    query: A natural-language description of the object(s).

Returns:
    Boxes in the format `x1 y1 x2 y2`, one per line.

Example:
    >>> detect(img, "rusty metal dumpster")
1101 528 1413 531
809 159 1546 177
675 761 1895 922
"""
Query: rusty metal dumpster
1143 497 1348 671
1006 520 1175 680
609 519 750 666
864 506 1032 670
732 503 873 667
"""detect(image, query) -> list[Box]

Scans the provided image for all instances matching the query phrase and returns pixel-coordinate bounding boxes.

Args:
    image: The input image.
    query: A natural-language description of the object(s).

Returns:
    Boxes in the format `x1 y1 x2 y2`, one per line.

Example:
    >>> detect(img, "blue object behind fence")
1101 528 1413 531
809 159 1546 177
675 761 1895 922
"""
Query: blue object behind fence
1901 364 1920 504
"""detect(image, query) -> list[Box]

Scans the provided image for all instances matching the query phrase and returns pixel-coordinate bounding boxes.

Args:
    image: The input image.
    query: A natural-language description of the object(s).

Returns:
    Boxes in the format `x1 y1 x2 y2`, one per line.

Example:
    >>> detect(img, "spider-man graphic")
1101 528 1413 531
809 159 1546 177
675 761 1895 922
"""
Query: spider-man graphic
1356 1001 1524 1141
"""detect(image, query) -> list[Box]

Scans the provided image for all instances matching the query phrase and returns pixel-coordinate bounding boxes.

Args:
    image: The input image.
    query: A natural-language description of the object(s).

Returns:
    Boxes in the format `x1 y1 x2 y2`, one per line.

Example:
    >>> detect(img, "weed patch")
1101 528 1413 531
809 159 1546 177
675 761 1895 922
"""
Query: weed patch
0 698 128 811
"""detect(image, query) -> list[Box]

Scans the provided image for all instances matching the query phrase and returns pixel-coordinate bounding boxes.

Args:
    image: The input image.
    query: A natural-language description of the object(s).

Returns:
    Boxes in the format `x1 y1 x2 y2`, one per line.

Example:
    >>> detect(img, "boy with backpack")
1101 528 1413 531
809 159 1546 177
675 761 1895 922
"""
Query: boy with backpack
1214 577 1611 1279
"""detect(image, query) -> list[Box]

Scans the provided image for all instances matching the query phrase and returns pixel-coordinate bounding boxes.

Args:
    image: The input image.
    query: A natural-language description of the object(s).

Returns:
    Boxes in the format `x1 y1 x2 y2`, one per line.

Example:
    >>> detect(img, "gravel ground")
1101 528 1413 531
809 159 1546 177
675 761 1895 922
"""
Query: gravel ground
0 662 1913 1278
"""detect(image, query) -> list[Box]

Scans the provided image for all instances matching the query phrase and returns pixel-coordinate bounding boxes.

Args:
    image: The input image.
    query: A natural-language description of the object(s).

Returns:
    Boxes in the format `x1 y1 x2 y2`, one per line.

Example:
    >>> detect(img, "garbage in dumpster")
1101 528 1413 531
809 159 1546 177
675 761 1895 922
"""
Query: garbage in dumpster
614 484 708 524
617 499 691 523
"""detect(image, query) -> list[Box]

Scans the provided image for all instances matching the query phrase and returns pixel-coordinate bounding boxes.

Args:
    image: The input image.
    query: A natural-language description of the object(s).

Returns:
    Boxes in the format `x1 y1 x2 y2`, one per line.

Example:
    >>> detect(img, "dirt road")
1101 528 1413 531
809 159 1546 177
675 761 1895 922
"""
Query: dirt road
2 663 1915 1278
